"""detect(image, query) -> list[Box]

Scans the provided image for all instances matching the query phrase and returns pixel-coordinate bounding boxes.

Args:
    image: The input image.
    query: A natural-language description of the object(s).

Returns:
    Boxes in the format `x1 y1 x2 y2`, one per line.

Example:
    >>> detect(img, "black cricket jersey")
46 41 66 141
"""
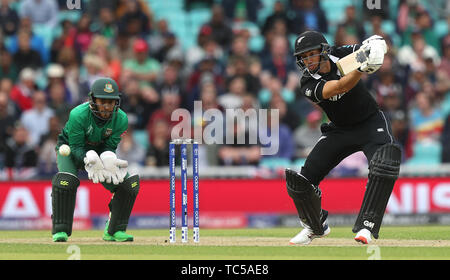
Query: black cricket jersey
299 44 379 127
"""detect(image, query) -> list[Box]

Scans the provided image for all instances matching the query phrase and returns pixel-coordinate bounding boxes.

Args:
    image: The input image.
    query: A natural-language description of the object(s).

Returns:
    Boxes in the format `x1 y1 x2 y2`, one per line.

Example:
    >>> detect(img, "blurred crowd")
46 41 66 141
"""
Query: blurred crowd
1 0 450 179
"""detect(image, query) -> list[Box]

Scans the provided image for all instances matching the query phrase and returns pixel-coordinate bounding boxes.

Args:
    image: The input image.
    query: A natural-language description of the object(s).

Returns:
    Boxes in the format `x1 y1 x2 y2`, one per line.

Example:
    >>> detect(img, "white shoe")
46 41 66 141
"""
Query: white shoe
354 228 372 244
289 222 331 245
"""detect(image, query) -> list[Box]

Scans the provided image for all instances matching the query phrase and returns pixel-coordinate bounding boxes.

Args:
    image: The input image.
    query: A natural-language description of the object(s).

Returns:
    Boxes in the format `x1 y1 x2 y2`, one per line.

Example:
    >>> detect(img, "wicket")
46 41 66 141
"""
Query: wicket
169 139 199 243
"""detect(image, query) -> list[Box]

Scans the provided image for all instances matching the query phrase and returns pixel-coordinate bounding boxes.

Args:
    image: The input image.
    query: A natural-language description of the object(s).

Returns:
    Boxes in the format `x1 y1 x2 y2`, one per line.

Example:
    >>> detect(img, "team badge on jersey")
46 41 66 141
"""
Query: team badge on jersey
104 128 113 137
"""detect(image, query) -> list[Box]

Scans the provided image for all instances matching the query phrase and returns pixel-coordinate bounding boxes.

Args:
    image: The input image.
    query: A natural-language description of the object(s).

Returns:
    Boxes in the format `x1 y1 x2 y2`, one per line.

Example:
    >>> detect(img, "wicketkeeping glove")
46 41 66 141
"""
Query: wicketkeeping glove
84 150 107 183
100 151 128 185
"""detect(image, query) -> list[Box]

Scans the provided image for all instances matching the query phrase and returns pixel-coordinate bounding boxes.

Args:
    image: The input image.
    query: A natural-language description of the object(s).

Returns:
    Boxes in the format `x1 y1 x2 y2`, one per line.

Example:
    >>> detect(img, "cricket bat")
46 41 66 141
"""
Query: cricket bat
336 48 371 76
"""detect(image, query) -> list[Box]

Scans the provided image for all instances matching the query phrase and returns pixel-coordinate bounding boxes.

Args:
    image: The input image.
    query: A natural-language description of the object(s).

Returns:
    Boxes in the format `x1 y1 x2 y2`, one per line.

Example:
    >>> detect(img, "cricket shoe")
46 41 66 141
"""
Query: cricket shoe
102 220 134 242
354 228 372 244
53 232 68 242
289 220 331 245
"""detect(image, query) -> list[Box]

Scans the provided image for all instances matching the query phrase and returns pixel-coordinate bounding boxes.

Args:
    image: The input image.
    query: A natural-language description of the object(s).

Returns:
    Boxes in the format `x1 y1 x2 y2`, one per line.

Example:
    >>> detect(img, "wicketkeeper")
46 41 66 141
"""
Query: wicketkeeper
285 31 401 245
52 78 140 242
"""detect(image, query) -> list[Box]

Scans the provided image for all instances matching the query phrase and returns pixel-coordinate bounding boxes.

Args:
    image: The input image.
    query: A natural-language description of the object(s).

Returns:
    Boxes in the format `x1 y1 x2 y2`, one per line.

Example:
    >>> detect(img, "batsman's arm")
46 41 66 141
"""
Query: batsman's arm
322 70 363 99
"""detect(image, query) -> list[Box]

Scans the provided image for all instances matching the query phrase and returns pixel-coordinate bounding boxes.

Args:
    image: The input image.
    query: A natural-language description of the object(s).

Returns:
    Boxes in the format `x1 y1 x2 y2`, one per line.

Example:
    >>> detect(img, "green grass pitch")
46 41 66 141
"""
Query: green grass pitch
0 226 449 260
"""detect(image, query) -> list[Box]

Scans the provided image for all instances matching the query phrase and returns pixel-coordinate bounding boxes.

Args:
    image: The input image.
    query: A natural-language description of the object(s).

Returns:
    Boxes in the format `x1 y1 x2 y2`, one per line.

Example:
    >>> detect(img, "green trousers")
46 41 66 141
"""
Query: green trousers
56 152 129 192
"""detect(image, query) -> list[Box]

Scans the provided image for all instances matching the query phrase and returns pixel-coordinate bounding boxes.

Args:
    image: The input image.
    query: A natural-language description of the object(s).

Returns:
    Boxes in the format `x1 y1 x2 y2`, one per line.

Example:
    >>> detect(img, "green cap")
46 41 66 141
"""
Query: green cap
90 78 120 99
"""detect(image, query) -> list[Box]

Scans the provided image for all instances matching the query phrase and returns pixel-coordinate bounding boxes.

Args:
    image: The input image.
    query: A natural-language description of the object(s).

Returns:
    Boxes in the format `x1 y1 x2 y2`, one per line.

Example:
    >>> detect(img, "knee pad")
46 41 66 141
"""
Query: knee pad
51 172 80 236
107 174 140 235
353 144 401 238
285 169 324 235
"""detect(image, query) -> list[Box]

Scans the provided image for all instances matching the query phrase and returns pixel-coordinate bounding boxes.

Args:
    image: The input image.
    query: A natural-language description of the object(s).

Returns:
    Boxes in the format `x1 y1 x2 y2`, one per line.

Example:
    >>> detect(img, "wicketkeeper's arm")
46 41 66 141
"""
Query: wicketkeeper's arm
66 111 87 167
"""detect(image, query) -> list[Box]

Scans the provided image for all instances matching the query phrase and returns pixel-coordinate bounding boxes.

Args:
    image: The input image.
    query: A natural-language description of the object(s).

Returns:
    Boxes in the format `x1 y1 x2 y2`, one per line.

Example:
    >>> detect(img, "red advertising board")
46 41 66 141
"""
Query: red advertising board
0 178 450 219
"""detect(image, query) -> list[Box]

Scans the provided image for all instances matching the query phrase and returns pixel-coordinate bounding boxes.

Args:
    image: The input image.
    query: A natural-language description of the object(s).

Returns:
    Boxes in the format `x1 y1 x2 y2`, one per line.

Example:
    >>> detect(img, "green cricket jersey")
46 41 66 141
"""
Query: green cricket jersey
56 102 128 168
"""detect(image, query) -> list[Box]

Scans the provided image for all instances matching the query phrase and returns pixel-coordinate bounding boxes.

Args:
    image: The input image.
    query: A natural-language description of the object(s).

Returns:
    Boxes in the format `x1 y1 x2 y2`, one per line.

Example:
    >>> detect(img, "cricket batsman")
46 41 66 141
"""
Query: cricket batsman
51 78 140 242
285 31 401 245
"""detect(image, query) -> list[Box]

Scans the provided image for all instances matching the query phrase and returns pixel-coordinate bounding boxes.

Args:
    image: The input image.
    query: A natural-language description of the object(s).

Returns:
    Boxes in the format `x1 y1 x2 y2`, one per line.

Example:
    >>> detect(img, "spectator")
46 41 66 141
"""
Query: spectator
218 108 261 166
441 113 450 163
154 63 187 108
19 0 59 28
87 0 120 18
261 1 291 36
13 30 43 71
436 40 450 97
367 14 392 45
401 8 440 53
202 4 233 50
46 63 75 105
122 39 161 87
0 78 14 98
398 31 440 70
48 82 71 125
185 26 224 72
336 5 366 44
79 54 107 95
118 0 151 37
147 92 182 141
4 122 38 177
154 32 183 64
293 110 322 159
222 0 260 23
409 92 444 144
226 55 261 97
388 110 412 160
37 115 60 176
94 7 118 39
110 31 134 62
7 17 48 64
120 78 158 129
87 35 122 84
56 46 82 104
228 33 259 63
404 63 428 105
269 93 299 132
116 126 146 166
74 14 94 58
260 107 294 160
0 46 19 82
146 118 170 167
218 75 247 109
50 19 77 63
0 0 20 36
288 0 328 34
0 91 18 149
9 68 37 111
20 91 54 147
373 70 405 112
186 56 226 100
260 35 297 86
258 76 294 108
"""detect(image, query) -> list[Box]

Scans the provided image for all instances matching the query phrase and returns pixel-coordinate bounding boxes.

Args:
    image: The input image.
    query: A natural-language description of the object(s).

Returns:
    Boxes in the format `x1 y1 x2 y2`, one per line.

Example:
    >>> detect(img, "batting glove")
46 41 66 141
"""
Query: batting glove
362 35 387 53
100 151 128 185
84 150 107 183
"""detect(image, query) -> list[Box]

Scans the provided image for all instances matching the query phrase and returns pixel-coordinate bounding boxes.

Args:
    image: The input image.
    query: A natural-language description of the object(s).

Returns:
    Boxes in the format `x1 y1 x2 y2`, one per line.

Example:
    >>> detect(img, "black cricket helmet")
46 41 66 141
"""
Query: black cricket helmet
88 78 121 121
293 30 330 76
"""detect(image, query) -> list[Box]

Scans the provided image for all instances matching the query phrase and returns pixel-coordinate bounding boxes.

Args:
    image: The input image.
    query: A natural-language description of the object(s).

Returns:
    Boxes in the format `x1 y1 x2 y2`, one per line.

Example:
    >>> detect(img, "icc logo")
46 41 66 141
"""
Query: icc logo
67 0 81 10
366 0 381 10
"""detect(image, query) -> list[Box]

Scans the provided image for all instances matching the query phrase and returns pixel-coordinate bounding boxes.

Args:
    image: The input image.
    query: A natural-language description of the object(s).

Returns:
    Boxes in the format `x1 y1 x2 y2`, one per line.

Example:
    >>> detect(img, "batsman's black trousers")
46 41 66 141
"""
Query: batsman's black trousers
300 110 395 186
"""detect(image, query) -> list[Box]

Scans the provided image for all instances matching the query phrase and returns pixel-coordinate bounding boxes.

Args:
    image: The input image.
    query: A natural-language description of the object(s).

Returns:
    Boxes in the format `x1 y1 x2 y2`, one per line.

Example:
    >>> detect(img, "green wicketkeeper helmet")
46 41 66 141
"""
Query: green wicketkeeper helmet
88 78 121 121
